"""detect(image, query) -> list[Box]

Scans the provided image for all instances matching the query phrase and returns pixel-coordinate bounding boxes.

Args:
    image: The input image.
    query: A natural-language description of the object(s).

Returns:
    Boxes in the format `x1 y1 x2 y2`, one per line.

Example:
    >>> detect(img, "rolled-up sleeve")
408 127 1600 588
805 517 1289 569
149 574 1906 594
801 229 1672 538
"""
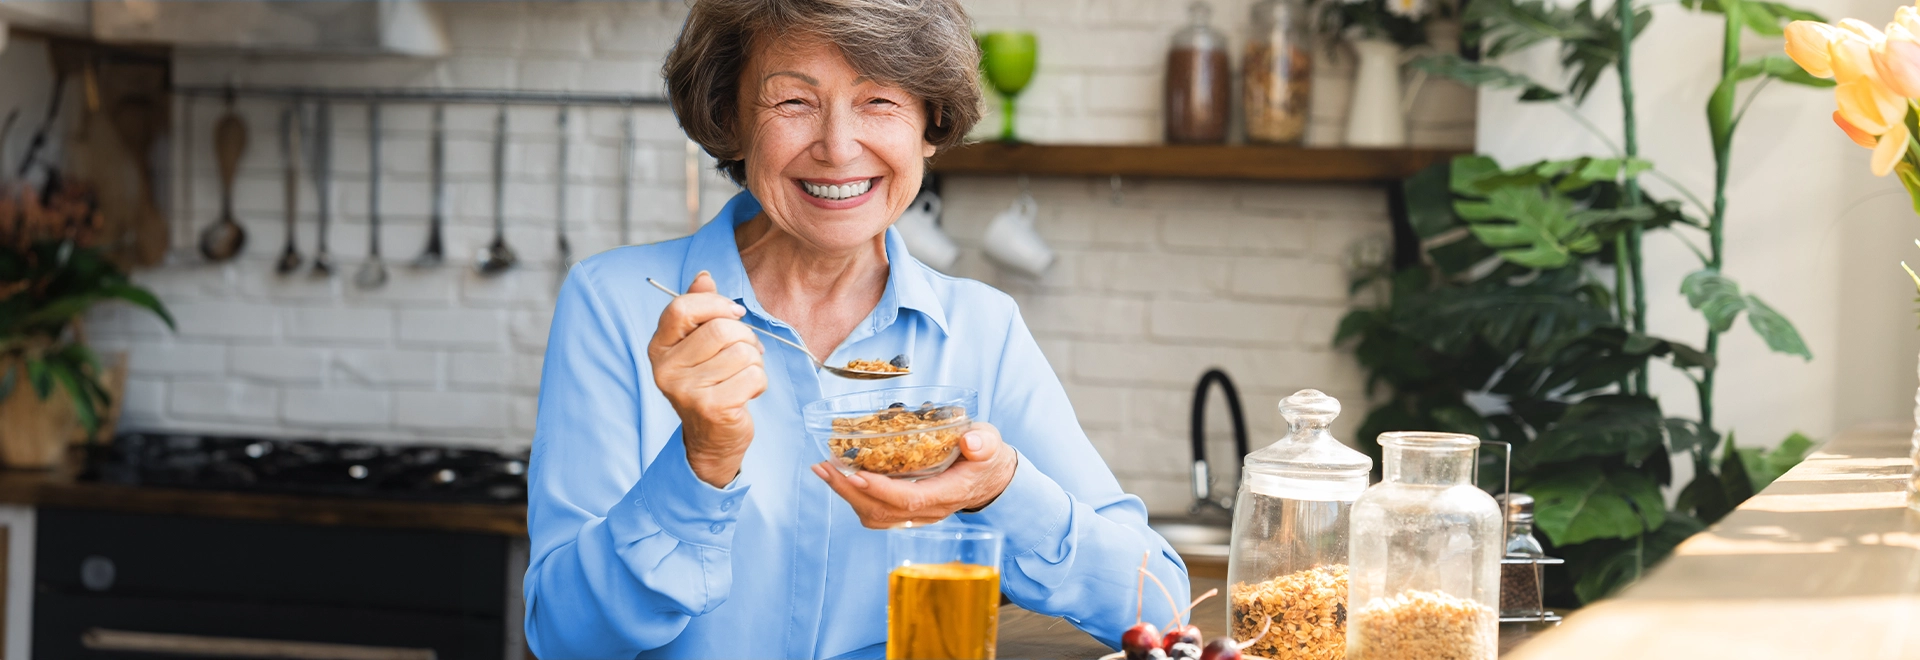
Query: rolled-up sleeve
959 307 1190 649
523 264 748 659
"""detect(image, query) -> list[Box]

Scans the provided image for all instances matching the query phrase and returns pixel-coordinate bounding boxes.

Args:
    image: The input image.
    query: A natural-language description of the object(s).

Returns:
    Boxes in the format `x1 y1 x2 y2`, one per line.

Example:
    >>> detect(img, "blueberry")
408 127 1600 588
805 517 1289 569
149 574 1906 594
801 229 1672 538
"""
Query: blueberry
841 448 860 459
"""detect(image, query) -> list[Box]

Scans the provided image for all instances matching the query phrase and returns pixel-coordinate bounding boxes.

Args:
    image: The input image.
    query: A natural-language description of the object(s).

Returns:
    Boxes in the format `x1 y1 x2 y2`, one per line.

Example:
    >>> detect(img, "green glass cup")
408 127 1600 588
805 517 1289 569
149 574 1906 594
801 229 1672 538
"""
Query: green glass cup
977 31 1037 143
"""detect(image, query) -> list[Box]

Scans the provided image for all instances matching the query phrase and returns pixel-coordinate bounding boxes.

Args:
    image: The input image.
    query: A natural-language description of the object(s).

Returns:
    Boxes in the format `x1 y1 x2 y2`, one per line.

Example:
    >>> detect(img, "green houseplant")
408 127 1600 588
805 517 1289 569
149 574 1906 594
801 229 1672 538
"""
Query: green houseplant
1341 0 1826 605
0 182 172 468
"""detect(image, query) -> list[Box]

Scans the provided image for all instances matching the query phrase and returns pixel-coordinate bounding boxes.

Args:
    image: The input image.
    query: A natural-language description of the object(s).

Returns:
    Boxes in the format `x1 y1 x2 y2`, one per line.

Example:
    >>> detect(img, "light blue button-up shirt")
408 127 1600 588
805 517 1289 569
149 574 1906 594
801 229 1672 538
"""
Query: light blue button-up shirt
525 191 1189 659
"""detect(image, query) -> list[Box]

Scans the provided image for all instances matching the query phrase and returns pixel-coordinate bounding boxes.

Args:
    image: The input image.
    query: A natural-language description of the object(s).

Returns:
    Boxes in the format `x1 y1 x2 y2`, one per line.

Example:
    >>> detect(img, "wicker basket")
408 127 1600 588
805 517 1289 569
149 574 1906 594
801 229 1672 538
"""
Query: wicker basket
0 357 77 470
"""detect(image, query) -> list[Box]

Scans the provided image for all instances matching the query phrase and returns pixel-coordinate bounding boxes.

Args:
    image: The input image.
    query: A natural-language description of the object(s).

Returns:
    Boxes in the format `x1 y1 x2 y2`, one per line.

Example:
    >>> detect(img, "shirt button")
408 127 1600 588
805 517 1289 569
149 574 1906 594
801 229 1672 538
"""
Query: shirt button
720 498 736 512
709 522 727 534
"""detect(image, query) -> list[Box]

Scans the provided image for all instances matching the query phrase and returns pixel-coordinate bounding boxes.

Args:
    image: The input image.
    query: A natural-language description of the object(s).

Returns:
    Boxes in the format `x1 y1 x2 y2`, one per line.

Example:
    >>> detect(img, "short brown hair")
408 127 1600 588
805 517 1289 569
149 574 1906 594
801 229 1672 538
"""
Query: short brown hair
663 0 982 186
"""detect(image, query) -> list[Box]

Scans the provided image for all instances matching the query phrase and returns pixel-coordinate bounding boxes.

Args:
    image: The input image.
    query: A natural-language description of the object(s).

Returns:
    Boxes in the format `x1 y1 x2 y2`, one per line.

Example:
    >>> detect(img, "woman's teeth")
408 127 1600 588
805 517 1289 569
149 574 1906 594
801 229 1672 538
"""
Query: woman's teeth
802 179 873 201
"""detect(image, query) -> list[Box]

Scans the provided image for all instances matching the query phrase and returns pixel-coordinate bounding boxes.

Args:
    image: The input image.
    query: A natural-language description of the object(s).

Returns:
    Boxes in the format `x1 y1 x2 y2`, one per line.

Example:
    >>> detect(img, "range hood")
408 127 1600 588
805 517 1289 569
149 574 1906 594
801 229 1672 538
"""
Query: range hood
91 0 446 56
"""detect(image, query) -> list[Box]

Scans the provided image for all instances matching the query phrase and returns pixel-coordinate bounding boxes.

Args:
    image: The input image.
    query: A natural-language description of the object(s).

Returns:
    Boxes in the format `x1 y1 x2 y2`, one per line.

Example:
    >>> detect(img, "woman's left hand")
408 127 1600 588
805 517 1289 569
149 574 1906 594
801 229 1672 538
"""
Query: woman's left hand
811 422 1019 528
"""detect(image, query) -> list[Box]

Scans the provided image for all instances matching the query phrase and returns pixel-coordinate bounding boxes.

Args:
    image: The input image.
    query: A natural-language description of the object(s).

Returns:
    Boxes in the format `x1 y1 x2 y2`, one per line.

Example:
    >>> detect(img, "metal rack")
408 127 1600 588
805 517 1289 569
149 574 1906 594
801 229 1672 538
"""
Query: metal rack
173 85 670 108
1478 440 1567 626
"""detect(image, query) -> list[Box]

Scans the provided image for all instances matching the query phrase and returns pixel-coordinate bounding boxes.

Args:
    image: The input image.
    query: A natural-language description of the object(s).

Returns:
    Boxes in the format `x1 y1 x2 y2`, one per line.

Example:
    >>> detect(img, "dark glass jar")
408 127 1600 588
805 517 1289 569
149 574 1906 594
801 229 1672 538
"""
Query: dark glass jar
1165 1 1231 144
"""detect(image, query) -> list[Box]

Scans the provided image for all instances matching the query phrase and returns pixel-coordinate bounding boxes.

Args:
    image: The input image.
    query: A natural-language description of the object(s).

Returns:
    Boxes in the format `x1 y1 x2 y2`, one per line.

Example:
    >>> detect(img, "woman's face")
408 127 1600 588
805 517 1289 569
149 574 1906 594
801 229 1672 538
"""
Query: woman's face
737 36 936 253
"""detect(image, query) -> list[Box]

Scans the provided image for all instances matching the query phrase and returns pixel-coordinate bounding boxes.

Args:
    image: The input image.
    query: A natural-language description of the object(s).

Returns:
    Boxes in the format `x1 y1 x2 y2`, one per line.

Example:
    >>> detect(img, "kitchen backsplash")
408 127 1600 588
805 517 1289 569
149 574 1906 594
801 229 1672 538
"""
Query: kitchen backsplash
78 0 1437 513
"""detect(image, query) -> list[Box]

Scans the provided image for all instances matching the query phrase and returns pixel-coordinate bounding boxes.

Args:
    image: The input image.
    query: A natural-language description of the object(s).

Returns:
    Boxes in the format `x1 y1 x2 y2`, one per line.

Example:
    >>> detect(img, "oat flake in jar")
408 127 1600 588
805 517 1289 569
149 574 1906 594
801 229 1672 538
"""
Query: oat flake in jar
1346 432 1503 660
1225 390 1371 660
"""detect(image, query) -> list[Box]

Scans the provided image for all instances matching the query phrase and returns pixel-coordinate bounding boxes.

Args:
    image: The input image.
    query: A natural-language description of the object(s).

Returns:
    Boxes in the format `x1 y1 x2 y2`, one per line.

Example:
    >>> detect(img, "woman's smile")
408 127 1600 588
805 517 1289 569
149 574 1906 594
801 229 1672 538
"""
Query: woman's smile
795 176 882 209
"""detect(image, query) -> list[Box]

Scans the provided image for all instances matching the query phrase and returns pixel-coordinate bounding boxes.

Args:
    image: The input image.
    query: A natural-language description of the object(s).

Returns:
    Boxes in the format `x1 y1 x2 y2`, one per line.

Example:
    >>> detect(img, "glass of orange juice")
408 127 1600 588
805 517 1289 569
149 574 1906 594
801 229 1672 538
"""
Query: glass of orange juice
887 522 1003 660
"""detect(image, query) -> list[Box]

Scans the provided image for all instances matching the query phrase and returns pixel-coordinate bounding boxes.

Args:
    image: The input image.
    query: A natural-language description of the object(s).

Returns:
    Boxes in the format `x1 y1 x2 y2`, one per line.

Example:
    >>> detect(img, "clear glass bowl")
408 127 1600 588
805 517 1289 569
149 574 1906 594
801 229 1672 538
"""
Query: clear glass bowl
804 386 976 480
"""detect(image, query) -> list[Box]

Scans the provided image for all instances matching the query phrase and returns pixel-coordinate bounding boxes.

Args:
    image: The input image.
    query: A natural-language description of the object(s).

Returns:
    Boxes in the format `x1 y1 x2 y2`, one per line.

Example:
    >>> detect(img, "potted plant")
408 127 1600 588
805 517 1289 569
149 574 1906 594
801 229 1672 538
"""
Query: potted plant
0 181 172 469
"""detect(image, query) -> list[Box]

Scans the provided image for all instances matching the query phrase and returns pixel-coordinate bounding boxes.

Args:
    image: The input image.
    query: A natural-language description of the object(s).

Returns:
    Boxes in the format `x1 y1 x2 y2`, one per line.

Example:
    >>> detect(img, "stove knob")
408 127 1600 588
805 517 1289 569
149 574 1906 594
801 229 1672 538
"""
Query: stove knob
81 555 116 592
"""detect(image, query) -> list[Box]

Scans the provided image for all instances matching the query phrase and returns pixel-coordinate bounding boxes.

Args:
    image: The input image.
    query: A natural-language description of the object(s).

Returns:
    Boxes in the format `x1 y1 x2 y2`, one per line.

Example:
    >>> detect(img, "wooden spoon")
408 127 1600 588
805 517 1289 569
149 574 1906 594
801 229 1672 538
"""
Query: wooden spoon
111 95 168 267
199 96 249 261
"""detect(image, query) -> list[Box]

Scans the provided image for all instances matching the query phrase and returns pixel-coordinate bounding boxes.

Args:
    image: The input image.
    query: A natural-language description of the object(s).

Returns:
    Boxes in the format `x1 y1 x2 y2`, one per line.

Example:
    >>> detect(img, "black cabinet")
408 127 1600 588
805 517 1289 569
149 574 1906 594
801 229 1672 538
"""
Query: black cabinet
35 508 508 659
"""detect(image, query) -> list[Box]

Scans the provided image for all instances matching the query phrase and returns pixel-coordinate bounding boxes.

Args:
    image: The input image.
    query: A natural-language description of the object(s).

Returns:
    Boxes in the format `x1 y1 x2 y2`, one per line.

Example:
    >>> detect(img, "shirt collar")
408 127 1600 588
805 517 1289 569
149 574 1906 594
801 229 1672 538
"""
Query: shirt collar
679 190 950 336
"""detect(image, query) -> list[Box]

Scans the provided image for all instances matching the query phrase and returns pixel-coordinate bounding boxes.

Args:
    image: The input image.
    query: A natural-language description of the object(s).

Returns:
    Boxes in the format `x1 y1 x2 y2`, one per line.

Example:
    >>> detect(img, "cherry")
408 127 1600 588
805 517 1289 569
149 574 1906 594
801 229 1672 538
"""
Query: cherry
1121 622 1162 660
1198 639 1241 660
1161 624 1203 660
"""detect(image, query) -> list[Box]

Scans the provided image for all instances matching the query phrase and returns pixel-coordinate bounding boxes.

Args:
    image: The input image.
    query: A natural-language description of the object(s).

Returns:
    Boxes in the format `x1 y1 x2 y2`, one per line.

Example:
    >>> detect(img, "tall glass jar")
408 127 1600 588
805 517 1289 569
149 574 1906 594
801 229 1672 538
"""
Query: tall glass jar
1243 0 1312 144
1347 432 1502 660
1164 0 1231 143
1225 390 1371 659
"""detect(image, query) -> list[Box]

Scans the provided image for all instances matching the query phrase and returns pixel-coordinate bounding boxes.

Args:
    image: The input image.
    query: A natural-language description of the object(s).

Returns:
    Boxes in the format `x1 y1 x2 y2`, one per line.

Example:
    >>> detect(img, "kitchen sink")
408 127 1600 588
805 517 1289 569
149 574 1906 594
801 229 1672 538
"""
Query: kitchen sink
1148 518 1231 561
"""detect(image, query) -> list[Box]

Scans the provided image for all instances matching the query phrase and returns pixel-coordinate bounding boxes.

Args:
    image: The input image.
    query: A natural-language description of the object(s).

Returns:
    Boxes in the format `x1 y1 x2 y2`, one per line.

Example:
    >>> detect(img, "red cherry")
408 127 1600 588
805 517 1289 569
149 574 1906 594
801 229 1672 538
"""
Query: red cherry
1199 639 1241 660
1162 625 1203 659
1121 623 1162 660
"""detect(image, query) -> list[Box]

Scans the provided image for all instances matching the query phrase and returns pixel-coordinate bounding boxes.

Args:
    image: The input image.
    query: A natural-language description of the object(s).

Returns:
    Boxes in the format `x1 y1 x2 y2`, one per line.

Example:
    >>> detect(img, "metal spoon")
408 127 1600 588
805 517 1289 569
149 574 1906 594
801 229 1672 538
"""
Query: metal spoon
554 105 573 271
413 104 446 268
477 104 517 275
354 102 388 289
309 101 334 276
275 102 303 274
200 92 249 261
645 278 910 381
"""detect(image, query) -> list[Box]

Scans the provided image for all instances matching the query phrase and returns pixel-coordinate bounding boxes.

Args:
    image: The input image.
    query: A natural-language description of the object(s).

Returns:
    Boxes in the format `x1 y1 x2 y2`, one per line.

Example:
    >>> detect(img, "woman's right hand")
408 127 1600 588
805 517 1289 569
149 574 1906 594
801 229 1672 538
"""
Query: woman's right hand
648 271 768 488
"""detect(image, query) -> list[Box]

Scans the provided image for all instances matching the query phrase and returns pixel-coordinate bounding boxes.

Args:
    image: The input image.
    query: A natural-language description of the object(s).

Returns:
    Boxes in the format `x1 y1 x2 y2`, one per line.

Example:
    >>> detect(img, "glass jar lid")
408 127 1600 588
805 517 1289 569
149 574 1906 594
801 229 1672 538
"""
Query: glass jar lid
1242 389 1373 501
1170 0 1227 52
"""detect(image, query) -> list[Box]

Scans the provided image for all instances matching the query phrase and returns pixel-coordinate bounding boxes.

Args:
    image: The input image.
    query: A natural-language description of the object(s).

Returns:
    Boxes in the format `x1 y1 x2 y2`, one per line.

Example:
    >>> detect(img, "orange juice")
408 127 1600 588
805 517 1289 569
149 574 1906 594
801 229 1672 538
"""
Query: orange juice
887 562 1000 659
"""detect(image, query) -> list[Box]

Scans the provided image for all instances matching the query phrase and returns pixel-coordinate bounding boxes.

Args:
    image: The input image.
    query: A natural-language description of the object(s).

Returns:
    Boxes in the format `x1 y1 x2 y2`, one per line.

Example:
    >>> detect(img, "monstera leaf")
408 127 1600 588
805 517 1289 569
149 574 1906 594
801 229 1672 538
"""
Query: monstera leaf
1527 464 1666 546
1518 394 1666 468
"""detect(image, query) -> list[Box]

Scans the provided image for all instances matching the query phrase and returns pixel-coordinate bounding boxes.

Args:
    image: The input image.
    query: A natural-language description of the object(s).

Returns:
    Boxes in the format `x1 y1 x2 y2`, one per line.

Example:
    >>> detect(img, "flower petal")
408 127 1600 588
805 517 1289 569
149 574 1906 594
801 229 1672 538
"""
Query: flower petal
1873 121 1910 176
1836 110 1879 147
1875 25 1920 97
1832 31 1882 83
1837 78 1906 134
1841 18 1887 41
1786 21 1840 78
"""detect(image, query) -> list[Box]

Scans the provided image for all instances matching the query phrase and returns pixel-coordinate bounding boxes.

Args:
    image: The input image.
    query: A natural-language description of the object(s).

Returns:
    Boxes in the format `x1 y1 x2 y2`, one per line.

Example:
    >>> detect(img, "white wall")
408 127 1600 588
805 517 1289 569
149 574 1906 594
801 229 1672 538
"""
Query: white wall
1476 0 1915 447
62 1 1437 513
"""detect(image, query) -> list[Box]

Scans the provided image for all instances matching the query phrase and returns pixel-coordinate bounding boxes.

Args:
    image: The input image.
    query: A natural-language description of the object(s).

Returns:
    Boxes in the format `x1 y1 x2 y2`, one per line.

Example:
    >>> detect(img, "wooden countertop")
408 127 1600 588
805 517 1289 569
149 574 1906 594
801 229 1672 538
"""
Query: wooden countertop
0 460 527 536
1505 423 1920 659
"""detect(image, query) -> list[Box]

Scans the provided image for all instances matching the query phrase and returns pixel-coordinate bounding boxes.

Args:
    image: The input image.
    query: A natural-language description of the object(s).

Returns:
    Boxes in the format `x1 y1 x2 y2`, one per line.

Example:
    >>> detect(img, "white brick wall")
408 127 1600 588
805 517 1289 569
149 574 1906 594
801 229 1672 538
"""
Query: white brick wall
80 0 1408 512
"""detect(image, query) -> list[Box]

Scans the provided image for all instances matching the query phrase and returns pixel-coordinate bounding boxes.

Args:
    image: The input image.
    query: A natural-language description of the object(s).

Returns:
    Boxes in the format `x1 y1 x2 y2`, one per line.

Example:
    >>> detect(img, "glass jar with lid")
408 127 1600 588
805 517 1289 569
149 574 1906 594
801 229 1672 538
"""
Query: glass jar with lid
1243 0 1312 144
1347 432 1503 660
1225 390 1371 659
1164 0 1231 143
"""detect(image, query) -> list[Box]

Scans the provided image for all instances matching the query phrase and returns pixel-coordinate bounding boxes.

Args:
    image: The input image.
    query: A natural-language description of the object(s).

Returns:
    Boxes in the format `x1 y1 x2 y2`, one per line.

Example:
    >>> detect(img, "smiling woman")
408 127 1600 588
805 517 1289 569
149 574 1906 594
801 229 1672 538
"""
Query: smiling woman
521 1 1190 659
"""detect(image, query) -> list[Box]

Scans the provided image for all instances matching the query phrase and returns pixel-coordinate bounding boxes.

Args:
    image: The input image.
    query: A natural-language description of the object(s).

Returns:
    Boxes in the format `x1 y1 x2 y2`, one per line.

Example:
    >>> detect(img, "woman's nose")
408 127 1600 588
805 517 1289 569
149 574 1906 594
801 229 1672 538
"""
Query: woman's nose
811 106 863 165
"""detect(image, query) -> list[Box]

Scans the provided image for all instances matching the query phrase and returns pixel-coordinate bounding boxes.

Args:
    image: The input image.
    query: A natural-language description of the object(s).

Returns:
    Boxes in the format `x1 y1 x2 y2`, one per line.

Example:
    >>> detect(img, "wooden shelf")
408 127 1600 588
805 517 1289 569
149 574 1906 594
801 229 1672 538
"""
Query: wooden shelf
929 142 1466 183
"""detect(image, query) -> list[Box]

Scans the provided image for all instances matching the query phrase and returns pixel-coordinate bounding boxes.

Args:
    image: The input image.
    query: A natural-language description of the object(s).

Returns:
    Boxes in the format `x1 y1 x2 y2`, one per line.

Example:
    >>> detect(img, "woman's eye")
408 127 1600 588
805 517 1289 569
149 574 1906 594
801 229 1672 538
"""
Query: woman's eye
779 99 805 107
868 98 898 107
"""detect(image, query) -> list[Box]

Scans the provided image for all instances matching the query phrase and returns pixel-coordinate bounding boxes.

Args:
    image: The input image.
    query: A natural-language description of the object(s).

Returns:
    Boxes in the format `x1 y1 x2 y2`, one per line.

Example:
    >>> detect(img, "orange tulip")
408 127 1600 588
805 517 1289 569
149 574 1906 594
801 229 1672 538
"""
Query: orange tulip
1836 110 1878 147
1840 18 1886 40
1832 29 1883 83
1875 23 1920 97
1896 6 1920 35
1837 77 1909 134
1873 121 1911 176
1786 21 1841 78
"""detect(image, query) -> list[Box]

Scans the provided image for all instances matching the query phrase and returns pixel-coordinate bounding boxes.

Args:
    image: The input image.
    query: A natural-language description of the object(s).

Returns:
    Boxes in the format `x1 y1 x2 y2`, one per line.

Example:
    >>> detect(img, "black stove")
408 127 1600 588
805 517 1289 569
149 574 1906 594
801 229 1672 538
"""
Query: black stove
81 432 529 504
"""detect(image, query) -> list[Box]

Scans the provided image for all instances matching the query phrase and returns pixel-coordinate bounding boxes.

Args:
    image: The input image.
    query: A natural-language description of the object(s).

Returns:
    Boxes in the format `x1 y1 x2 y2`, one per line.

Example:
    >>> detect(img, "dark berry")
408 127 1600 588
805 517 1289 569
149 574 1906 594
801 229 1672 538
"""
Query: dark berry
1121 623 1161 660
1198 639 1240 660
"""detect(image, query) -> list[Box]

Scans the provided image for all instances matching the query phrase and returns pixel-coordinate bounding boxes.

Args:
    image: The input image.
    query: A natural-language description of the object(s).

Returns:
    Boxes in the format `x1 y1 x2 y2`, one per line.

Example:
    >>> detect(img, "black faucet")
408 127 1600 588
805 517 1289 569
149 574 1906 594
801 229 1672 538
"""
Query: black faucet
1189 368 1248 514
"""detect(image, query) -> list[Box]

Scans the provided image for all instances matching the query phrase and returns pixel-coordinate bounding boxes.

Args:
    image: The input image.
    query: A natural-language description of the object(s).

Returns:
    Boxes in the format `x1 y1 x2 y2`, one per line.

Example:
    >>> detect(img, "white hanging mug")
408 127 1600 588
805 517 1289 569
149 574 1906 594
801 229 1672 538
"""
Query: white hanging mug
893 190 960 272
983 193 1053 278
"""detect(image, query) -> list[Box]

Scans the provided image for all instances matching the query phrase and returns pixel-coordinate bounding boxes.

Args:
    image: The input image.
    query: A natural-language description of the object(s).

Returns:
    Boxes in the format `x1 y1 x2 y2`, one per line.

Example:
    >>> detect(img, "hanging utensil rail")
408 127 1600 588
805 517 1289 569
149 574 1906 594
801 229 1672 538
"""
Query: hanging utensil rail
174 85 669 108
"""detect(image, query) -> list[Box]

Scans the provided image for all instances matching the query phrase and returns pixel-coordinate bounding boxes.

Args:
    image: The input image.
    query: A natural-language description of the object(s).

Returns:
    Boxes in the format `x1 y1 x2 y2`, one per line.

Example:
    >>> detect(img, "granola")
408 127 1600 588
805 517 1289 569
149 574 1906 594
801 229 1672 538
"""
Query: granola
844 359 909 374
1346 589 1497 660
1231 564 1348 660
827 403 967 476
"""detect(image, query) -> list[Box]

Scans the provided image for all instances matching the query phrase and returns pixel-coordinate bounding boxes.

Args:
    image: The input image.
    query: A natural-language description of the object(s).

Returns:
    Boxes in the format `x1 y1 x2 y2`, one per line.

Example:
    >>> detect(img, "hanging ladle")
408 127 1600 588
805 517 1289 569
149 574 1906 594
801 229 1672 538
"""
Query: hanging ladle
200 89 249 261
275 102 303 274
477 104 517 275
354 102 388 289
644 278 909 380
412 103 446 268
309 100 335 276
